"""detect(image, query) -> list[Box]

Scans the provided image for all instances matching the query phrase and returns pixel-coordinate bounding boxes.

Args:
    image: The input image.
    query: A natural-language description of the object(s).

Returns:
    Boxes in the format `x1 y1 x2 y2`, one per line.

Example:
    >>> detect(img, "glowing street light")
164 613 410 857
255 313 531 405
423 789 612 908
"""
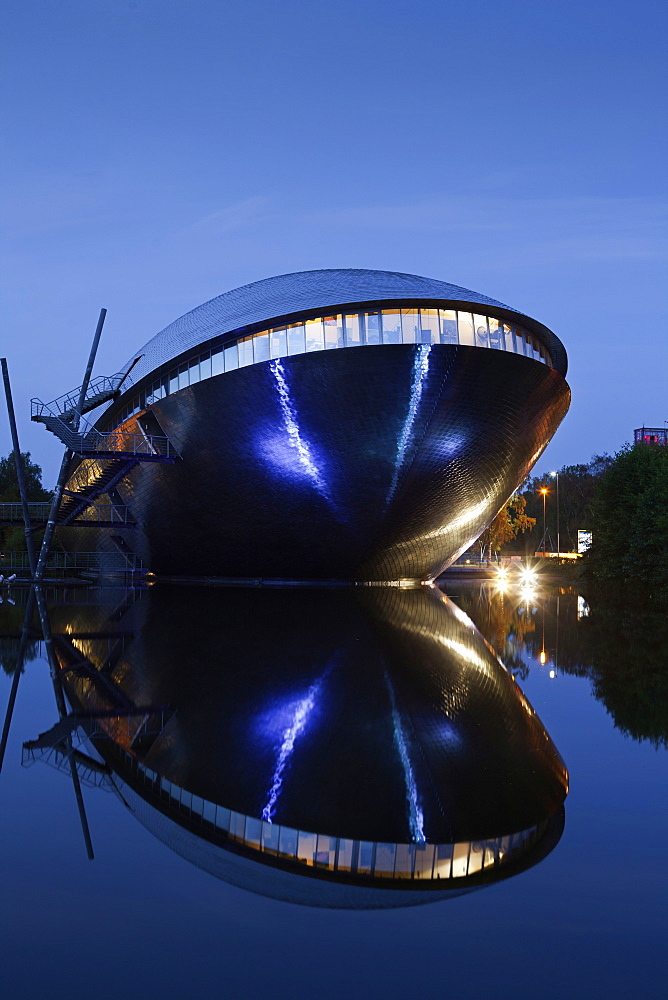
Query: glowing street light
539 487 548 555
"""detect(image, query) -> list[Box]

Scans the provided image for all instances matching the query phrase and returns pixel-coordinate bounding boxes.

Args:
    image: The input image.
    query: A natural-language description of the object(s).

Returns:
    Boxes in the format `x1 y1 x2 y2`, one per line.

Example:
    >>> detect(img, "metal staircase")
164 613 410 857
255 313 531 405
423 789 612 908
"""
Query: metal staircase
30 362 140 423
30 407 176 461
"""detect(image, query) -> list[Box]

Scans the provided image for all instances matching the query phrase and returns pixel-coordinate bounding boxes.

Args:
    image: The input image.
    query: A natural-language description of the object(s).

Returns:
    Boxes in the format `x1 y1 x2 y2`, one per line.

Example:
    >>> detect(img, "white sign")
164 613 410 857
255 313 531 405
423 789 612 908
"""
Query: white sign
578 530 592 554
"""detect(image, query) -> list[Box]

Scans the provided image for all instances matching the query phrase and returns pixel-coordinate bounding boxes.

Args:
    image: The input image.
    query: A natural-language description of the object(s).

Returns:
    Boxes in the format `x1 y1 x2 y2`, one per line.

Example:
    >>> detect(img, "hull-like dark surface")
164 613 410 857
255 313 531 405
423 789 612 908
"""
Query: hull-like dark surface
53 584 567 906
64 344 569 580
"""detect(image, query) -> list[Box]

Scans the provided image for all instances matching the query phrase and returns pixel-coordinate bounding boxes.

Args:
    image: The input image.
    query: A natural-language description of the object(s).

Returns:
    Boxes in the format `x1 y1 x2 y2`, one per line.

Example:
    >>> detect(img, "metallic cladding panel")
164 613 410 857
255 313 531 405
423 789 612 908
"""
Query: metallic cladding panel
63 344 570 580
114 269 567 396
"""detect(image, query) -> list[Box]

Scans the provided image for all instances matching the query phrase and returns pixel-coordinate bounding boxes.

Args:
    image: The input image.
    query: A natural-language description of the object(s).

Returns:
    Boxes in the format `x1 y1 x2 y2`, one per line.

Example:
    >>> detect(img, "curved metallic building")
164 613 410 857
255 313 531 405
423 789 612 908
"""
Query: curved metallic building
50 584 567 908
62 269 570 581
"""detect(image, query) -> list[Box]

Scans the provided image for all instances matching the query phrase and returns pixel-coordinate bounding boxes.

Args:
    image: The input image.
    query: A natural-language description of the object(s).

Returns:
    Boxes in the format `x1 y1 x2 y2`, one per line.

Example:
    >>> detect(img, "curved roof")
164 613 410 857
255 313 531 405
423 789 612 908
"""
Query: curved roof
120 269 567 388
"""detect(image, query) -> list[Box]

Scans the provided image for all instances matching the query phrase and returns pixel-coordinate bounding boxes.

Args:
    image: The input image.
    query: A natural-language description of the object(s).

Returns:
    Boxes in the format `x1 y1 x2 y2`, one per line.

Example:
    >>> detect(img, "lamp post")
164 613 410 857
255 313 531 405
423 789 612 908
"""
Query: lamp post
550 471 560 557
539 487 548 555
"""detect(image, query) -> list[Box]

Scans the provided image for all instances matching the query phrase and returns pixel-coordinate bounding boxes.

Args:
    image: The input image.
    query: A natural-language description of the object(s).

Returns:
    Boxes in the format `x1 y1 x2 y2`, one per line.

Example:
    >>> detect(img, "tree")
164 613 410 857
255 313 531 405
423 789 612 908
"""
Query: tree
586 443 668 593
511 453 614 555
0 451 53 552
0 452 52 503
478 494 536 563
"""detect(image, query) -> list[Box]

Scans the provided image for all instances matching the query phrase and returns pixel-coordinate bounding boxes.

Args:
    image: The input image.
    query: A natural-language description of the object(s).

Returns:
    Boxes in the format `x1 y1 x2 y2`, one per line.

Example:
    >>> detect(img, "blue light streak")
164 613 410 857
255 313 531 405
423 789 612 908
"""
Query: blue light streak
387 345 431 504
262 668 329 823
384 672 426 843
269 358 333 505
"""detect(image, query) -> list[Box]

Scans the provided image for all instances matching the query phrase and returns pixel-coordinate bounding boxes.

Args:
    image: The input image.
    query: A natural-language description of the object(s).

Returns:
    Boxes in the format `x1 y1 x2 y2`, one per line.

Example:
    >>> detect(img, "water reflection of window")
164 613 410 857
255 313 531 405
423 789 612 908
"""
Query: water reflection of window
337 839 354 872
298 830 317 866
245 816 262 848
395 844 415 878
216 806 231 831
279 826 298 858
358 840 374 873
434 843 453 878
261 820 280 854
452 842 470 877
375 842 396 877
467 842 484 874
316 834 337 868
414 843 435 878
230 811 246 840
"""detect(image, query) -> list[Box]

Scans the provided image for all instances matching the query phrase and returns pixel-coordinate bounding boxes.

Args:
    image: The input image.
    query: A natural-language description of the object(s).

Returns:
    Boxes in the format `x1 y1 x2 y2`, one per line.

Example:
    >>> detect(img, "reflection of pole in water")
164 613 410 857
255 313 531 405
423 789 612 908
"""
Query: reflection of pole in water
555 593 560 678
34 583 95 860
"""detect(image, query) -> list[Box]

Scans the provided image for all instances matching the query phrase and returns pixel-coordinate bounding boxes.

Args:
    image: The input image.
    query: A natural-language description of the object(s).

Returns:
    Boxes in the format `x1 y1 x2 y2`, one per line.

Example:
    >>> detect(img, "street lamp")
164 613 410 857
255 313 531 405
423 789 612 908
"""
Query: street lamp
550 471 560 557
539 487 548 555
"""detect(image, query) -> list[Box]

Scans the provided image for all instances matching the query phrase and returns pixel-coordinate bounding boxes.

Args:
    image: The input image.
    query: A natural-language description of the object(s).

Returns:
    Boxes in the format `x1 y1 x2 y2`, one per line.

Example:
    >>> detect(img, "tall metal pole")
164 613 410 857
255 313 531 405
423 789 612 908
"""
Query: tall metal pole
0 358 39 773
34 308 107 582
1 358 38 574
556 472 560 558
76 308 107 417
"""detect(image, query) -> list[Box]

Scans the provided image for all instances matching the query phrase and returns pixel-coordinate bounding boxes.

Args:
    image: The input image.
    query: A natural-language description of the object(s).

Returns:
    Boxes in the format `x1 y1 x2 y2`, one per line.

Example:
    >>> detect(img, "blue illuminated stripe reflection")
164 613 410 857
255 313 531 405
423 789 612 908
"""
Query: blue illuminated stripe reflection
384 672 426 843
262 668 330 823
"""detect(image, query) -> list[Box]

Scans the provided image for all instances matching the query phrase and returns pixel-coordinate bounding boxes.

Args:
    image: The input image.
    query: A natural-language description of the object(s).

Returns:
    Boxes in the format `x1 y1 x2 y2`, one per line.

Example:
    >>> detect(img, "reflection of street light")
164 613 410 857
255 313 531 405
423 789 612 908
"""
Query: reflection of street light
539 487 548 555
550 471 560 557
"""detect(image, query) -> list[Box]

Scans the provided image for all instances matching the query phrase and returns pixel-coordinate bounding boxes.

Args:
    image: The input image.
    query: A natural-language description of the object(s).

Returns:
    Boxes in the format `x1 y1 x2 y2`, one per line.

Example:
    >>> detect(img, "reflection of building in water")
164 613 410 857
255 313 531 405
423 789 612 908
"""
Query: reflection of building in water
41 584 567 908
50 269 570 582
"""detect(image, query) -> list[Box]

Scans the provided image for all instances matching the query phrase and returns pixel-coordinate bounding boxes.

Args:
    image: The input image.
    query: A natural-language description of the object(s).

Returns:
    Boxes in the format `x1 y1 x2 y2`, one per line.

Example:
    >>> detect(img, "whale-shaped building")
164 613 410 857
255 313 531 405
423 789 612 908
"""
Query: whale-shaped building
50 269 570 581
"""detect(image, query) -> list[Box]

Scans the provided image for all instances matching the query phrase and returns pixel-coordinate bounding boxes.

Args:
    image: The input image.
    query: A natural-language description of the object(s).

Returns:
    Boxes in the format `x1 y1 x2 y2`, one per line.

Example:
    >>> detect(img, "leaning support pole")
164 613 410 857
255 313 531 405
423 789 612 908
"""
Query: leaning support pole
1 358 38 574
34 308 107 582
0 358 39 773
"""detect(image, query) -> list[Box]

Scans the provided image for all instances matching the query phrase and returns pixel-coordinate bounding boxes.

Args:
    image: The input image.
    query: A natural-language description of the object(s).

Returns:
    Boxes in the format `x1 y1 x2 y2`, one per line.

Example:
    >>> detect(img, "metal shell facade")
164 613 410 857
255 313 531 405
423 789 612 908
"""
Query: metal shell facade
65 270 571 581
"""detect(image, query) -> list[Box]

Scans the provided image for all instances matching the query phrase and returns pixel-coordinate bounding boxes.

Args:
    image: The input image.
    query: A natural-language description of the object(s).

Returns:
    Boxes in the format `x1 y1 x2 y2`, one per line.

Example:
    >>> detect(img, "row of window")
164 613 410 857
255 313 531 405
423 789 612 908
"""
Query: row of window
110 305 552 426
133 759 541 880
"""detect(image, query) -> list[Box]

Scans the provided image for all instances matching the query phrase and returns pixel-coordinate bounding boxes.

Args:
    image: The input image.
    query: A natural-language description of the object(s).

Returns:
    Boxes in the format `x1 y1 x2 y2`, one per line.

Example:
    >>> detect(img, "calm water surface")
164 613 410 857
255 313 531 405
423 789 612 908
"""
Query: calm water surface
0 579 665 999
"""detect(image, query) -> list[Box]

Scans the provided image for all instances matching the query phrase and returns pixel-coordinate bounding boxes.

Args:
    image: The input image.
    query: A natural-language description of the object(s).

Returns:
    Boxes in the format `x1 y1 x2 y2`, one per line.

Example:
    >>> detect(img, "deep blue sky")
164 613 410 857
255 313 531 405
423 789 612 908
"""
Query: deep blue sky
2 0 666 483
